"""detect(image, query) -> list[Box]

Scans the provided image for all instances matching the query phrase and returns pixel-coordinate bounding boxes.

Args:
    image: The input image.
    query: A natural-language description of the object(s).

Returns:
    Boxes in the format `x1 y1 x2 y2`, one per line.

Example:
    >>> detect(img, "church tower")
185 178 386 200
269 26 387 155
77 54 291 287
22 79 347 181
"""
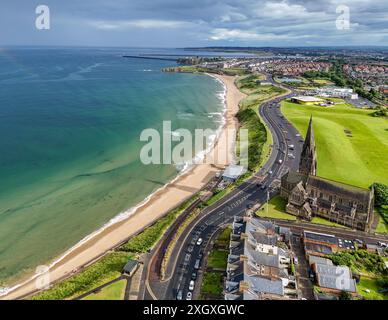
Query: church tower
299 116 317 176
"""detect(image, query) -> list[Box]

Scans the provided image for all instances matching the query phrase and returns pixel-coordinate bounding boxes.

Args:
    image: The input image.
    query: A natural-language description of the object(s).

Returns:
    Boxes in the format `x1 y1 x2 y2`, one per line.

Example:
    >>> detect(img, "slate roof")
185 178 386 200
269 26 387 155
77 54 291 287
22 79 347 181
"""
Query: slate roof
315 264 357 293
282 171 307 185
307 175 371 205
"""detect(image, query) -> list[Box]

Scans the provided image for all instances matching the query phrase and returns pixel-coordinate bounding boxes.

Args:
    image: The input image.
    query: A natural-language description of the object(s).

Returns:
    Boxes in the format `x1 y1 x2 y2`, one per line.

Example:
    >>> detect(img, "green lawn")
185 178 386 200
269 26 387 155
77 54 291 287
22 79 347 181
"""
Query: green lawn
256 196 297 221
207 250 228 270
376 206 388 234
281 100 388 188
83 279 126 300
311 217 348 229
357 277 388 300
201 272 223 297
215 227 232 248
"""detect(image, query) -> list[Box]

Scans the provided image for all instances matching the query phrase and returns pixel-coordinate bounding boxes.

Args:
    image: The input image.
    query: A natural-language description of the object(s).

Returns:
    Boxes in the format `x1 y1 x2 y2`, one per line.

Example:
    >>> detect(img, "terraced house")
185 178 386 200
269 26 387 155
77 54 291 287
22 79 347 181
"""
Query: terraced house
280 117 375 231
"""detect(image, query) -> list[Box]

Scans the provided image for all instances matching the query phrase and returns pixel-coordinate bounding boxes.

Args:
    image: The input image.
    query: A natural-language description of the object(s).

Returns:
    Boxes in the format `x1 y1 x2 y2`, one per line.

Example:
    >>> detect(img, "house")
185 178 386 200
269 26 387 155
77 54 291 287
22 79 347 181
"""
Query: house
225 216 296 300
311 257 358 297
303 231 338 257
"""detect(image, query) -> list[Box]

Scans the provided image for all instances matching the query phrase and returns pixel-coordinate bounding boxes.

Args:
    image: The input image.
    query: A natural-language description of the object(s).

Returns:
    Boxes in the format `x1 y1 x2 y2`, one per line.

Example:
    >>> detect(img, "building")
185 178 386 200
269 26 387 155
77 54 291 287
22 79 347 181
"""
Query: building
225 217 297 300
310 256 358 298
122 259 139 276
315 86 359 100
303 231 339 257
222 164 246 182
290 96 323 106
280 117 374 231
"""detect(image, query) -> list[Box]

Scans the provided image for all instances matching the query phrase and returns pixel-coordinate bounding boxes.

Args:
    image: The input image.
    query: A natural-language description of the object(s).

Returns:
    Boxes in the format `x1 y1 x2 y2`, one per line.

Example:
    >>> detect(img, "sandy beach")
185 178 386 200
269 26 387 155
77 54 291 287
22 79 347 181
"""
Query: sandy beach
2 74 246 300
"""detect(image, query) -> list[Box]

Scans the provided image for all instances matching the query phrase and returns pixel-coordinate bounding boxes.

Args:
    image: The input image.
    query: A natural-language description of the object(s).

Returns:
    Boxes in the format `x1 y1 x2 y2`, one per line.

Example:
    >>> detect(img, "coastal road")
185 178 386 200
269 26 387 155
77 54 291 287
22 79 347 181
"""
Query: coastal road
142 77 304 300
142 75 388 301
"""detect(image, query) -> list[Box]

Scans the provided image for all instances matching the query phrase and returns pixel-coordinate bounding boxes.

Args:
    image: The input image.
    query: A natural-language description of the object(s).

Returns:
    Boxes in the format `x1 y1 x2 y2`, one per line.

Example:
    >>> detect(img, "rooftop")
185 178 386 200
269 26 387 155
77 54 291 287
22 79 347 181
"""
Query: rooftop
304 231 338 245
292 96 323 102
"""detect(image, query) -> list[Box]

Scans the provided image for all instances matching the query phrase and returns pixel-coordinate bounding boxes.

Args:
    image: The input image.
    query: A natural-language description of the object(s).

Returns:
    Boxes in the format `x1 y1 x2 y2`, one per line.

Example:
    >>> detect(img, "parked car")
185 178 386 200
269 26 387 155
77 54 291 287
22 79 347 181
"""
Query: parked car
196 238 203 246
186 292 192 300
189 280 195 291
194 259 201 270
293 257 299 265
176 290 183 300
191 272 197 280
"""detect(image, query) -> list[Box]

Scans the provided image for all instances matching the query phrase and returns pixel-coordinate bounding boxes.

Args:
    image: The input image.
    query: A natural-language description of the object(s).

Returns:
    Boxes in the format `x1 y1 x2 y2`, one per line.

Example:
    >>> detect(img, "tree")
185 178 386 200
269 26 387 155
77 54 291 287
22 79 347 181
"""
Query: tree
371 183 388 206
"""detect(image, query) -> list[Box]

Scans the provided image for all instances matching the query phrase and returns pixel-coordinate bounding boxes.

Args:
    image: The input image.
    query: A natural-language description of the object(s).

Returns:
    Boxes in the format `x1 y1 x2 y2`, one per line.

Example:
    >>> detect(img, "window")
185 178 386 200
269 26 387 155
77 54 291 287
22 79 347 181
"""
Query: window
329 195 333 202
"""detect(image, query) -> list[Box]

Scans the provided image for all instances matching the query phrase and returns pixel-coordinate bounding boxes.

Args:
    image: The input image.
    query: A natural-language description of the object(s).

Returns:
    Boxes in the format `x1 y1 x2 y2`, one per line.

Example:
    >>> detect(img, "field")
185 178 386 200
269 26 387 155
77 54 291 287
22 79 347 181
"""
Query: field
83 279 126 300
235 75 287 171
207 250 228 269
310 217 348 229
357 277 388 300
281 100 388 188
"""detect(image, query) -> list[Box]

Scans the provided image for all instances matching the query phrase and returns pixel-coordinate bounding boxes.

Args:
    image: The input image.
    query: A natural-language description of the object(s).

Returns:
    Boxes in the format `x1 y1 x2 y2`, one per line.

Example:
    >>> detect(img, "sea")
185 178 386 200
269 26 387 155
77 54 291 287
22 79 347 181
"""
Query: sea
0 47 249 286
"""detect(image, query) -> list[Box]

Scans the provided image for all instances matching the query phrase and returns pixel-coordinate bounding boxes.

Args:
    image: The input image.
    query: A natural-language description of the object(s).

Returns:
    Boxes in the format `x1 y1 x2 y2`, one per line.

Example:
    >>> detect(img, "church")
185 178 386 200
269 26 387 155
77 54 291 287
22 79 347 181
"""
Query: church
280 117 375 232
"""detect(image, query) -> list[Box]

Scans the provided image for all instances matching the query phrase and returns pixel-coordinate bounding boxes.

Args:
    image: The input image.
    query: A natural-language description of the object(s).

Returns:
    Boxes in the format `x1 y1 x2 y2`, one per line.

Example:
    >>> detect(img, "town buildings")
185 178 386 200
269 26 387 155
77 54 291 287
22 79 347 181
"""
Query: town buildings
225 216 297 300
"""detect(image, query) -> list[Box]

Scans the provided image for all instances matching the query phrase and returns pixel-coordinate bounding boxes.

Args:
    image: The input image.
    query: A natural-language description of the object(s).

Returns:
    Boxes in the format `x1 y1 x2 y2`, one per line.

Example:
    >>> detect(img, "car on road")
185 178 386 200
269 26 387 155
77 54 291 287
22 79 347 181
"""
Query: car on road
194 258 201 270
187 245 194 253
196 238 203 246
186 292 192 300
260 184 267 190
176 290 183 300
191 272 197 280
378 241 387 247
278 159 283 164
293 257 299 265
354 239 364 245
189 280 195 291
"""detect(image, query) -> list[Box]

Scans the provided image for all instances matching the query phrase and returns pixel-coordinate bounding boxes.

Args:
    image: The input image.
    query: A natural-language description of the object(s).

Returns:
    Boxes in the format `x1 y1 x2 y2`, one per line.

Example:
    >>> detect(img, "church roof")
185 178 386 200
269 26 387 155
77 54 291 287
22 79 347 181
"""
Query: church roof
306 175 371 204
282 171 307 184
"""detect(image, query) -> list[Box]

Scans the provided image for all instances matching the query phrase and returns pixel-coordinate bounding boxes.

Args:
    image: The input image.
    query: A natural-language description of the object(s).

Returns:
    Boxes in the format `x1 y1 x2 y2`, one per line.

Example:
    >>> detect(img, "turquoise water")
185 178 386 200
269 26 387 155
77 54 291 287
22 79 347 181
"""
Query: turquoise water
0 47 224 284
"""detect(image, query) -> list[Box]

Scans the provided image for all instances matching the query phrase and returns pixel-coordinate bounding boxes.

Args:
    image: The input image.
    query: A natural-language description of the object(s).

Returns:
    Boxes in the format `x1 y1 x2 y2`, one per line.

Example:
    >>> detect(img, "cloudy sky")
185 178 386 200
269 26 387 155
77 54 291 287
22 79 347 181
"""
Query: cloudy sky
1 0 387 47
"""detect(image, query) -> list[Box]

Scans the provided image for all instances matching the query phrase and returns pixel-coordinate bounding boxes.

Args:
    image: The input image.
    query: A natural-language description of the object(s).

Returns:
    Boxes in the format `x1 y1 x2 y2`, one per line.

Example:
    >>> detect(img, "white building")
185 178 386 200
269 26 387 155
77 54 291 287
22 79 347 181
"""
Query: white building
315 86 358 100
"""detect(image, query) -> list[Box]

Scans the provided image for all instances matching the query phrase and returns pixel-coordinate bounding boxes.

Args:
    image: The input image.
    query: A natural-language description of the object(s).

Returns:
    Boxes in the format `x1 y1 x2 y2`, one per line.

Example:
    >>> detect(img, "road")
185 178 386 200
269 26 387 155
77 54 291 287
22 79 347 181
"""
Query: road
142 75 388 301
141 76 303 300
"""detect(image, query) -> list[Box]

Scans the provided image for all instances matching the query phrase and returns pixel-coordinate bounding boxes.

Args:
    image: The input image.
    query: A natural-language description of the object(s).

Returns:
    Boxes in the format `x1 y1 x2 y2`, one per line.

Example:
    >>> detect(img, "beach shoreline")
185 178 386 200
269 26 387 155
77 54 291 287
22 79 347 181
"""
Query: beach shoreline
1 74 246 300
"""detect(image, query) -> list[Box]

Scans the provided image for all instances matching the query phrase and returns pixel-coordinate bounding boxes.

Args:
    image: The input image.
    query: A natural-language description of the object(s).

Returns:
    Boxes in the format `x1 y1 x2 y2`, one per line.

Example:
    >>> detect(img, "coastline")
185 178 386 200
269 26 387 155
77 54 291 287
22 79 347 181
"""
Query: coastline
1 74 246 300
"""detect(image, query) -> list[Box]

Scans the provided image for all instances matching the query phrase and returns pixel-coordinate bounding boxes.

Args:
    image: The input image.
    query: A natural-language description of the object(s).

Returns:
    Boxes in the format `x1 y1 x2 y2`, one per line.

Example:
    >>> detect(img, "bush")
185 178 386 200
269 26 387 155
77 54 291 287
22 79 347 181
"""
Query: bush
31 252 132 300
371 183 388 207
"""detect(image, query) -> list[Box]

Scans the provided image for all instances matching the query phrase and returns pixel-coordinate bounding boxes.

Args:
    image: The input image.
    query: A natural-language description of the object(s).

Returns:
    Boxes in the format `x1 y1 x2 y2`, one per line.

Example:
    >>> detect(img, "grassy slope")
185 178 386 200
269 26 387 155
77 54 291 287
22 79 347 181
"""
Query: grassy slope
207 250 228 269
83 279 126 300
357 277 388 300
236 75 286 171
281 100 388 188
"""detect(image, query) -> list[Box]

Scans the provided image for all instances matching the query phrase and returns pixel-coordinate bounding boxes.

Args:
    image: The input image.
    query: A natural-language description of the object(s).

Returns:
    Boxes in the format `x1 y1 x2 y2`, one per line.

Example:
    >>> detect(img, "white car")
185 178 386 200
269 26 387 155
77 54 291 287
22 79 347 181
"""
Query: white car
196 238 203 246
189 280 195 291
186 292 192 300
